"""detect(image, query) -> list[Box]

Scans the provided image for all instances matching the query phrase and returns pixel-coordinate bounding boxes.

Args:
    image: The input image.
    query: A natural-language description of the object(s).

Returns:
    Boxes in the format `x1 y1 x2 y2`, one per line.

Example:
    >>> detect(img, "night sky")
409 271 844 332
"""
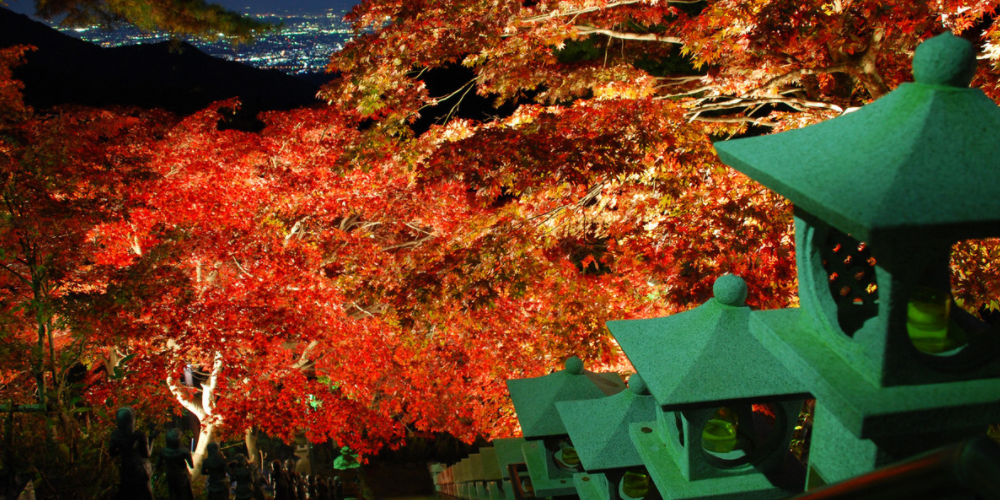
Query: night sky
5 0 362 15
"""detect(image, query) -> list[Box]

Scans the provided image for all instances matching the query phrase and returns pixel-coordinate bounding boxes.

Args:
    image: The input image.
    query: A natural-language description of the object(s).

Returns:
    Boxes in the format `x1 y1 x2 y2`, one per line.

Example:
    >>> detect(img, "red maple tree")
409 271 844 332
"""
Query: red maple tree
4 1 1000 475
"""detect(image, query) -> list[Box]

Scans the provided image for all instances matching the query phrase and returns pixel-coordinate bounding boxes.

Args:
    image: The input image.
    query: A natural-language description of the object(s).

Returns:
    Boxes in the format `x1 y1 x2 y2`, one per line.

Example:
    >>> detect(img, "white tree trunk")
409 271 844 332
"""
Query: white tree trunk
167 352 224 482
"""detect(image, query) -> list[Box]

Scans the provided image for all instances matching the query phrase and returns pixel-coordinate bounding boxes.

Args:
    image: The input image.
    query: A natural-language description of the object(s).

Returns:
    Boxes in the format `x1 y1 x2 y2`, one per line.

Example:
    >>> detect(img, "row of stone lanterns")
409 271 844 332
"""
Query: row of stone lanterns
432 31 1000 500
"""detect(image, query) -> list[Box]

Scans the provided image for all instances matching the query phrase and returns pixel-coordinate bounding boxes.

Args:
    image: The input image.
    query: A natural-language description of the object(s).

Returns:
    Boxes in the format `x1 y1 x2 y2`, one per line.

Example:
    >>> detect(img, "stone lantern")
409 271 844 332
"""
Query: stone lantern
474 447 508 500
556 374 659 500
491 437 529 500
506 357 626 497
607 275 808 499
713 31 1000 484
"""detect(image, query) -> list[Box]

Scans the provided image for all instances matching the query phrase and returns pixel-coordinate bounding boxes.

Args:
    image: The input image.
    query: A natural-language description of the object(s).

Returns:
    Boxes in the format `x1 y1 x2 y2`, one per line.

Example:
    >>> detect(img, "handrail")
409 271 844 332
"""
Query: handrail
787 435 1000 500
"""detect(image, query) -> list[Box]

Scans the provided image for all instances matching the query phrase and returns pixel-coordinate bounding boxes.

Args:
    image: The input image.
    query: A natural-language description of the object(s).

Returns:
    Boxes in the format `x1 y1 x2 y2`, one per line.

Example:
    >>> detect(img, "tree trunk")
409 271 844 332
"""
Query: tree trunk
245 427 261 468
190 421 216 482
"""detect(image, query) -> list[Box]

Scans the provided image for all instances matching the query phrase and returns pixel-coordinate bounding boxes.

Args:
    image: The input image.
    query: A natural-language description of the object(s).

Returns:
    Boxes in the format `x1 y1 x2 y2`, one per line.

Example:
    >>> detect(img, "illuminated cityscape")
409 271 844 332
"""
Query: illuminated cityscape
55 10 354 74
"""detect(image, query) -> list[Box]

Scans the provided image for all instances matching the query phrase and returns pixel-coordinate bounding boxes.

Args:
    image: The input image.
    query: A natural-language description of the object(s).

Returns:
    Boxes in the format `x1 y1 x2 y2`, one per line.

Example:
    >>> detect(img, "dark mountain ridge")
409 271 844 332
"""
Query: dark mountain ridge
0 7 321 115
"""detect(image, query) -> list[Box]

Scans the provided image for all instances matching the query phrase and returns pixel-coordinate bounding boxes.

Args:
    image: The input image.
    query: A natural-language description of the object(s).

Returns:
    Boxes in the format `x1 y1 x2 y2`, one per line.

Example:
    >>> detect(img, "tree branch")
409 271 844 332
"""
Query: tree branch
749 63 854 94
201 352 223 417
167 370 205 419
381 234 435 251
291 340 319 371
691 96 844 115
692 116 777 127
522 0 702 24
573 26 683 44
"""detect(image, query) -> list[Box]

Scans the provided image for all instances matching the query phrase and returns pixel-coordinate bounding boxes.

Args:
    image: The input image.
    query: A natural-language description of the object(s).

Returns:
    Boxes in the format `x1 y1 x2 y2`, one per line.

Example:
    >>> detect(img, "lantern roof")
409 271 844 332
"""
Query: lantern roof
506 357 626 438
714 32 1000 244
607 275 806 406
555 374 657 471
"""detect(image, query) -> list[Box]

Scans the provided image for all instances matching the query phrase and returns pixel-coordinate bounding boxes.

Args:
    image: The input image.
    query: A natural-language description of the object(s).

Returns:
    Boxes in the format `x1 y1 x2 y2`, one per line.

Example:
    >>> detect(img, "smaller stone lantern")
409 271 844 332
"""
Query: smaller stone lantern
492 437 529 500
475 447 507 500
607 275 808 499
556 374 659 500
507 357 626 497
713 31 1000 484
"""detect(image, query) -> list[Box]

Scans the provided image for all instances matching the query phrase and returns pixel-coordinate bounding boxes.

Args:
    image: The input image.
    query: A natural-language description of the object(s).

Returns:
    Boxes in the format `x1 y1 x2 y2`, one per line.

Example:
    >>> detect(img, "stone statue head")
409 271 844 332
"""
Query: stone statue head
115 407 135 434
165 428 182 449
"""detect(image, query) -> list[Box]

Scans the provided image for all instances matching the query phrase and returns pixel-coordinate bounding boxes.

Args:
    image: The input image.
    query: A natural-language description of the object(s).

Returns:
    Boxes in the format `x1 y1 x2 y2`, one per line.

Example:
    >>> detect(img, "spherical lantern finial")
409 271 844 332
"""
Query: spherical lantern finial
628 374 649 395
713 274 748 306
912 31 977 87
565 356 584 375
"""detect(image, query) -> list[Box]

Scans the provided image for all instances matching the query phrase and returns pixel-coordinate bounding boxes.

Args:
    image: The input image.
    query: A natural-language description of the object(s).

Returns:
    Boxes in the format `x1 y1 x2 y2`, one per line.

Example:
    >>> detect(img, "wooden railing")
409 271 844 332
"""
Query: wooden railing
788 436 1000 500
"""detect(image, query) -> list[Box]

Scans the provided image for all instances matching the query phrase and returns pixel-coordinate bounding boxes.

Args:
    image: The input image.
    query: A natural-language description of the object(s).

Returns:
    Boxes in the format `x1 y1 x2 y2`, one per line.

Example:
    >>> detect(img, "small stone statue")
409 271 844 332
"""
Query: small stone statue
108 407 154 500
201 442 231 500
229 454 255 500
157 429 194 500
271 459 292 500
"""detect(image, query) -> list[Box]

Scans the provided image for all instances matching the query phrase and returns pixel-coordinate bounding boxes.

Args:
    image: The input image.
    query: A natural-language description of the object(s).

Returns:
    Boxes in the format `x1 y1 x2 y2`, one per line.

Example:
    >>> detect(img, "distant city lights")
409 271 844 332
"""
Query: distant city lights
52 10 355 75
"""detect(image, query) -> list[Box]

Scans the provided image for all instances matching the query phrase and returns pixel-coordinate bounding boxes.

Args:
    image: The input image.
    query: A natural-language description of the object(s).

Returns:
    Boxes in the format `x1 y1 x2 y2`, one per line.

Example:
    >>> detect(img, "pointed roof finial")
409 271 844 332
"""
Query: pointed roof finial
912 31 976 87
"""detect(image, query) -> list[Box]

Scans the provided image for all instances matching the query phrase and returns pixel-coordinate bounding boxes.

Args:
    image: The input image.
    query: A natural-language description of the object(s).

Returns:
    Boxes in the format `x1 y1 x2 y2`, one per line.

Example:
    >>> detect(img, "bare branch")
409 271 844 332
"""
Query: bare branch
750 63 853 94
291 340 319 370
655 86 712 99
692 116 777 127
381 234 435 251
573 26 683 44
167 372 205 419
284 216 311 246
233 257 255 279
655 75 705 86
692 96 843 114
522 0 702 24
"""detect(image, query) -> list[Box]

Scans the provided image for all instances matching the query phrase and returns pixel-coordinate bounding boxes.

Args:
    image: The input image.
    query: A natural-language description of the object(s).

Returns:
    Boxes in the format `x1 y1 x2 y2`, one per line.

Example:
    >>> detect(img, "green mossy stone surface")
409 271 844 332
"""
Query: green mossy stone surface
522 440 579 496
470 453 486 481
607 276 805 405
574 472 612 500
457 458 472 483
492 437 528 479
556 375 657 471
507 357 626 438
478 447 505 481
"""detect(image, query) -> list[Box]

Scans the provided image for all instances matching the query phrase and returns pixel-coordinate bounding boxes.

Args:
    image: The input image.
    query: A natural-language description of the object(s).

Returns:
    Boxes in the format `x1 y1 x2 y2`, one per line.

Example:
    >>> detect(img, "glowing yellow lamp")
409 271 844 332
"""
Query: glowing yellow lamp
622 471 650 499
702 407 739 453
560 446 580 466
907 286 952 353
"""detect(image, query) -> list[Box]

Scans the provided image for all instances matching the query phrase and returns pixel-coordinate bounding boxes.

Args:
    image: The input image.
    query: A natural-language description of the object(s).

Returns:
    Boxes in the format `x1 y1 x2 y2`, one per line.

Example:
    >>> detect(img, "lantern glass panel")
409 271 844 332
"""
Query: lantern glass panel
553 439 582 472
620 470 651 500
700 403 781 469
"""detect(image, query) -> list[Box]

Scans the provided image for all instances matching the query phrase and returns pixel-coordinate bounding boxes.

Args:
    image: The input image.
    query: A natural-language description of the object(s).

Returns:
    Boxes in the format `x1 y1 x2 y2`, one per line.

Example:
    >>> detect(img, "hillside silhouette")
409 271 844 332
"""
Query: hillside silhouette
0 7 321 115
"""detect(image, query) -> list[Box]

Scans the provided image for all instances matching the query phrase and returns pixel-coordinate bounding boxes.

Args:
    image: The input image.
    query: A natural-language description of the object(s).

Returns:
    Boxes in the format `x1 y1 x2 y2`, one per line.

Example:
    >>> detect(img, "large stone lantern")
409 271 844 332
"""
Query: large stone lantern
714 31 1000 484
